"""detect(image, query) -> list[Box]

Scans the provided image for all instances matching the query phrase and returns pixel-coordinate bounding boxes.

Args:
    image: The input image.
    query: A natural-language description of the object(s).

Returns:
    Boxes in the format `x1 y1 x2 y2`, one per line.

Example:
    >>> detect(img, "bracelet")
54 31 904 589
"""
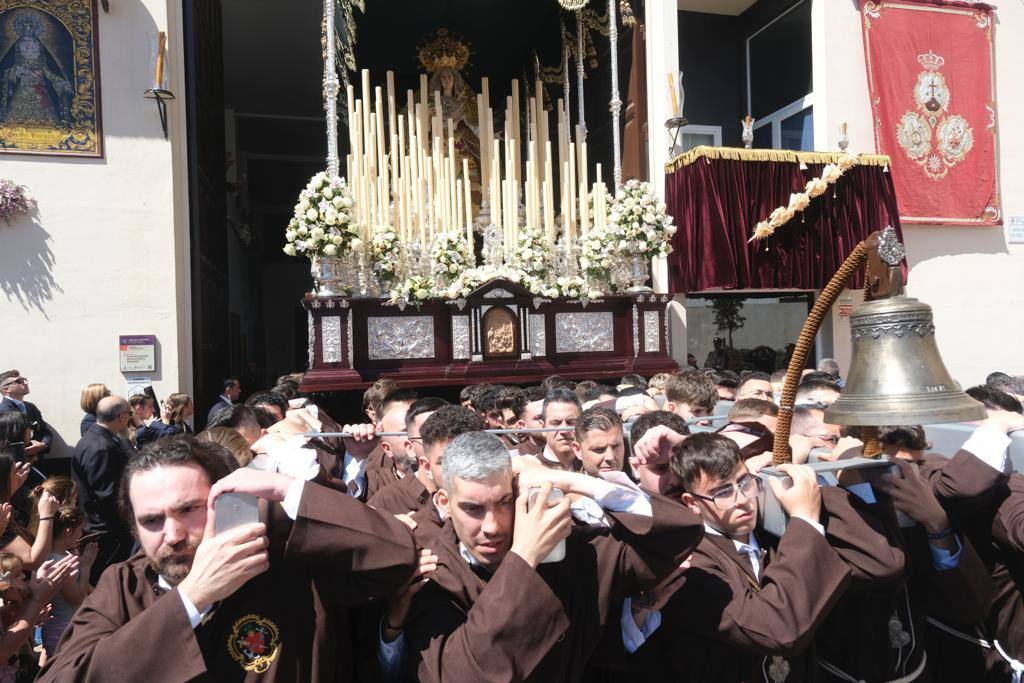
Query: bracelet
927 527 955 540
38 517 53 521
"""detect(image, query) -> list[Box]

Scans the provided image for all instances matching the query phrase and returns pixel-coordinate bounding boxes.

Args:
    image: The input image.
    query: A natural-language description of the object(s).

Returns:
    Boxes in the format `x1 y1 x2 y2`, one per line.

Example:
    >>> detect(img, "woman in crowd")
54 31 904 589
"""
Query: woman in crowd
78 383 110 437
135 392 193 448
38 506 96 661
0 449 56 571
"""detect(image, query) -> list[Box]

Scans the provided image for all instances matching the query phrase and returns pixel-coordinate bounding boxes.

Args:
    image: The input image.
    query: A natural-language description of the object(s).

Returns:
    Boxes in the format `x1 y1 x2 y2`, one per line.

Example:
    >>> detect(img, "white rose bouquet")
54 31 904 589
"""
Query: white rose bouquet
389 275 434 304
369 225 403 287
283 172 358 258
430 231 474 286
513 225 553 283
608 179 677 261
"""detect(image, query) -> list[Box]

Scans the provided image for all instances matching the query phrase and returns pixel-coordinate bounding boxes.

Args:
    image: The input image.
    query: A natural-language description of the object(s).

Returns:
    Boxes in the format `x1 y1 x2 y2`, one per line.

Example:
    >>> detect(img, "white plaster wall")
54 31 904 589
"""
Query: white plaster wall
816 0 1024 386
0 1 190 455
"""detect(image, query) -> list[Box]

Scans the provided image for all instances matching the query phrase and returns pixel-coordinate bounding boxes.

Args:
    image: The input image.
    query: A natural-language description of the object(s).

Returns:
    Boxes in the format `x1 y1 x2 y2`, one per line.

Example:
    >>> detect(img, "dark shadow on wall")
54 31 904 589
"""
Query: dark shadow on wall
0 209 61 318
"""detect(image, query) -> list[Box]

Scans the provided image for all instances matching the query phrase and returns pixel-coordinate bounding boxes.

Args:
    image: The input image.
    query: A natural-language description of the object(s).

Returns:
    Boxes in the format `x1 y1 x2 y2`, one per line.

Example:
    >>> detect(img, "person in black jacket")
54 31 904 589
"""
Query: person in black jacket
0 372 52 458
72 395 136 584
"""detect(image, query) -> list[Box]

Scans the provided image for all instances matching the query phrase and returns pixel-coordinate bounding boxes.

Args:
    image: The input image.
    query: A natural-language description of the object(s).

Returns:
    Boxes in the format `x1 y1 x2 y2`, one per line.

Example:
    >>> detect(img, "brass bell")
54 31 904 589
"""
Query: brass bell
825 294 986 426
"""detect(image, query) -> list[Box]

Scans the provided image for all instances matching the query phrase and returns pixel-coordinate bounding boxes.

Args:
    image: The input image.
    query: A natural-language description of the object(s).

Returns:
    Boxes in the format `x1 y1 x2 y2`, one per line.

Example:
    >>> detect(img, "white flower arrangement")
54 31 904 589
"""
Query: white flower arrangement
578 223 615 285
283 172 359 258
389 274 434 303
429 231 474 285
369 225 403 286
608 179 676 261
554 275 601 300
751 154 860 241
513 225 553 282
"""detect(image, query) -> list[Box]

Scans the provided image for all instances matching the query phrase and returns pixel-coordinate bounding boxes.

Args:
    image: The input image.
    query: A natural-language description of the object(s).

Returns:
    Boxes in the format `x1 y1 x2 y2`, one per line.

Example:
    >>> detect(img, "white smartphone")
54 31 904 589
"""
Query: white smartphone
526 486 566 564
214 492 260 535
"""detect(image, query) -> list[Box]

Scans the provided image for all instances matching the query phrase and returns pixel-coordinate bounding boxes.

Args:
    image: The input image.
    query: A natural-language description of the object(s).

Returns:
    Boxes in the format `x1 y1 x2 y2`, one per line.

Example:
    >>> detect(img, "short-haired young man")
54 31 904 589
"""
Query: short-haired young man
572 406 626 477
629 411 691 496
664 370 719 421
633 433 905 682
367 397 448 516
795 378 842 407
207 378 241 425
394 431 703 681
406 404 487 534
735 372 773 402
532 387 583 471
41 435 418 681
515 386 547 457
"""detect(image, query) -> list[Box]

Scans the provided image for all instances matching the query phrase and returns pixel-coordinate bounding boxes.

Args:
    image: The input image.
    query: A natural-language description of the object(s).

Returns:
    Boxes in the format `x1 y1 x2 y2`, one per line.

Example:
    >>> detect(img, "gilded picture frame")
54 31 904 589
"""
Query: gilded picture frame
0 0 102 157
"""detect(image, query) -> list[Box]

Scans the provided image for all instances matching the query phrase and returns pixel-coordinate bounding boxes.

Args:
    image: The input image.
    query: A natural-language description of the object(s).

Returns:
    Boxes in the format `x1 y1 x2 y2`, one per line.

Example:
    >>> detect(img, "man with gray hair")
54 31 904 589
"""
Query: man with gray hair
817 357 844 387
389 431 702 681
73 395 136 582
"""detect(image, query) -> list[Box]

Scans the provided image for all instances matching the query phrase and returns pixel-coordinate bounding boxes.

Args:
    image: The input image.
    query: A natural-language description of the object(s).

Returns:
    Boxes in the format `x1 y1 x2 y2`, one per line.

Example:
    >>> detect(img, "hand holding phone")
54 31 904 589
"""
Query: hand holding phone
512 483 569 566
214 493 260 535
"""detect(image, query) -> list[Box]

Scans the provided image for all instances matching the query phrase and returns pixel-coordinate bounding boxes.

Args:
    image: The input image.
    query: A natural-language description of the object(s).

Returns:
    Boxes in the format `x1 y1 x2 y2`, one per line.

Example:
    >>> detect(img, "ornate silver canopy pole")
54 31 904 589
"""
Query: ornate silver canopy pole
576 11 586 140
323 0 340 176
607 0 622 190
561 20 571 138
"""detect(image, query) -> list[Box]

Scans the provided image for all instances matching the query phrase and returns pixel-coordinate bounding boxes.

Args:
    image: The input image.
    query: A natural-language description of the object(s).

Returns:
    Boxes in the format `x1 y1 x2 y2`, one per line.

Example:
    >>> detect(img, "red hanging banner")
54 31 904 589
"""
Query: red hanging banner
861 1 1000 225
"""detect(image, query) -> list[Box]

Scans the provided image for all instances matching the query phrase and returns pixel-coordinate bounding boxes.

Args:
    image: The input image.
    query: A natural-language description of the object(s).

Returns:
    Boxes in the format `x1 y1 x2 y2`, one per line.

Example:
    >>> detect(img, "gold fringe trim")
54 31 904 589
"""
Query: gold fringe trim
665 146 891 174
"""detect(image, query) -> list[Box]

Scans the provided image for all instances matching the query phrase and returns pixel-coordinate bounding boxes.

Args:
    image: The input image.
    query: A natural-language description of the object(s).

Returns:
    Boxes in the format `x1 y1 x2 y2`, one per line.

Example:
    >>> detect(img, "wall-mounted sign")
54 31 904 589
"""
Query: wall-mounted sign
119 335 156 372
1009 216 1024 245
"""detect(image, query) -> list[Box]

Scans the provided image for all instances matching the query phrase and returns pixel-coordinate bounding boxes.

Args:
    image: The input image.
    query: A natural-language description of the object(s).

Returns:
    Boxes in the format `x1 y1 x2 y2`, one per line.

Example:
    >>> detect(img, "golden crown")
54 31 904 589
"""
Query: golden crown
417 28 471 73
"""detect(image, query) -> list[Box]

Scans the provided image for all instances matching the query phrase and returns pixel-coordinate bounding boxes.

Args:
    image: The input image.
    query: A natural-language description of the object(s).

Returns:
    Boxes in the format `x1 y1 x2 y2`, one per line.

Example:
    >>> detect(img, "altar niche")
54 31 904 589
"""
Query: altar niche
482 307 519 360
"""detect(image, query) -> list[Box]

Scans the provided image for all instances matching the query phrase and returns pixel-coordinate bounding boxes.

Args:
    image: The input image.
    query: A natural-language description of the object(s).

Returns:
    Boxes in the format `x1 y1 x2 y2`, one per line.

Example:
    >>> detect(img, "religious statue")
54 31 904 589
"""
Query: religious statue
0 10 74 127
417 29 482 208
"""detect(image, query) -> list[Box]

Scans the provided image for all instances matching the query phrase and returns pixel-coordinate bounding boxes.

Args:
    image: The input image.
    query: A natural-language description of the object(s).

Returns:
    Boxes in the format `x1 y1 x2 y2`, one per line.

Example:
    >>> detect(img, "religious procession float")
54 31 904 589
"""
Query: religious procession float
289 3 681 390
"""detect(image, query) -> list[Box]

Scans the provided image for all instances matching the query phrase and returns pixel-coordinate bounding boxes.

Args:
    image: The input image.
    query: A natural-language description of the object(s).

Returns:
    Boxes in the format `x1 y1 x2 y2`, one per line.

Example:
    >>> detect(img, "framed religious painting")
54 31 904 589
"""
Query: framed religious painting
0 0 102 157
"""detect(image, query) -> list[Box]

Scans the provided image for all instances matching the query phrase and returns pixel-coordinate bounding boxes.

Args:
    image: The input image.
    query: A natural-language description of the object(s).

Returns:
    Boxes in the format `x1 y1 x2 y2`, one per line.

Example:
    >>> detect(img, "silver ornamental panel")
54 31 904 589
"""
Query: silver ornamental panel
644 311 661 353
529 314 546 357
321 316 343 364
555 312 614 353
307 311 315 368
484 287 514 298
452 315 470 359
367 316 435 360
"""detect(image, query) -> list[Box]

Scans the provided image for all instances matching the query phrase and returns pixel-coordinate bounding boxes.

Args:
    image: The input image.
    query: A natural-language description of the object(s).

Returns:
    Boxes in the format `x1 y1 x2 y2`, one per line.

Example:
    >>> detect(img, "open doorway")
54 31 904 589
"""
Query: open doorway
684 291 814 373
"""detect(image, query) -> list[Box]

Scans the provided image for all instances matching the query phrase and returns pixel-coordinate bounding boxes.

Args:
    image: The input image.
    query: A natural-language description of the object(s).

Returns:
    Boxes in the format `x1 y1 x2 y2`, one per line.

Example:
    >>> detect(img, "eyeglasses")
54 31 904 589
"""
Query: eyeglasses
691 475 763 511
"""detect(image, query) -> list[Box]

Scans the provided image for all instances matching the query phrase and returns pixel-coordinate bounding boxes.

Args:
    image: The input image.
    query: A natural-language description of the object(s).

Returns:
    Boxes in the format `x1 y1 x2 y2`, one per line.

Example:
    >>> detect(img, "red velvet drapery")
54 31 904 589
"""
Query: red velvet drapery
664 148 903 294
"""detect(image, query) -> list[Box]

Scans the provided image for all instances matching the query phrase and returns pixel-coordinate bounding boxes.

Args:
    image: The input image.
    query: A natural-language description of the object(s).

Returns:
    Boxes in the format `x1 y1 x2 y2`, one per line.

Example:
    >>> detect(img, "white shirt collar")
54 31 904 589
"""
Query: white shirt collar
458 542 482 568
219 394 233 404
703 522 761 578
431 491 449 521
702 521 760 554
342 453 368 498
157 575 174 591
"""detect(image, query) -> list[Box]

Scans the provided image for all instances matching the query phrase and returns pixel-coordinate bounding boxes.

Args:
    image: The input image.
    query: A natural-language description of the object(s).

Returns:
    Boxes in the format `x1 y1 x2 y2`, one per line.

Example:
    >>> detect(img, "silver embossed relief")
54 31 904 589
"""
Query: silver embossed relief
555 312 614 353
484 287 514 299
367 316 435 360
644 311 661 353
307 312 315 369
452 316 470 359
321 316 343 364
529 314 546 357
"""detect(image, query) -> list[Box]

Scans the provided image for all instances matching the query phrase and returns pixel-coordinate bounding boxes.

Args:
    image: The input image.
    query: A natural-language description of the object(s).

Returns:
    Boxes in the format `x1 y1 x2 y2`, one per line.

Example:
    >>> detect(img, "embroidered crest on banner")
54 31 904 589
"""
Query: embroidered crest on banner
895 50 973 180
227 614 281 673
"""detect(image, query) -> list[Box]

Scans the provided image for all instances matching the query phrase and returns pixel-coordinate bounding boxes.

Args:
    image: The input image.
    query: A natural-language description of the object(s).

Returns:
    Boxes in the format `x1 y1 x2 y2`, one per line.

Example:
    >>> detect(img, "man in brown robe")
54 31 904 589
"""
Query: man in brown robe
40 434 418 682
367 397 447 515
919 411 1024 680
529 387 583 471
632 433 906 682
405 405 486 536
393 431 703 682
